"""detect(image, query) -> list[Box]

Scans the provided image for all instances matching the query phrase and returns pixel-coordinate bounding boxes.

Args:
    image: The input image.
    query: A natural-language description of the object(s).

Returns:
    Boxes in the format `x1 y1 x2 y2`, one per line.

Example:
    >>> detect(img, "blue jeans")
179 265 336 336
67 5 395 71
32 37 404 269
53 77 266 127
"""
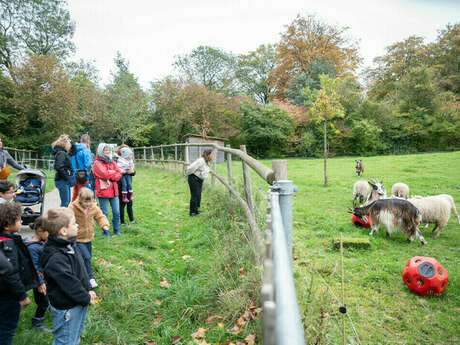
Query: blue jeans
0 298 21 345
55 179 71 207
98 197 120 233
50 304 87 345
121 175 132 193
76 242 93 279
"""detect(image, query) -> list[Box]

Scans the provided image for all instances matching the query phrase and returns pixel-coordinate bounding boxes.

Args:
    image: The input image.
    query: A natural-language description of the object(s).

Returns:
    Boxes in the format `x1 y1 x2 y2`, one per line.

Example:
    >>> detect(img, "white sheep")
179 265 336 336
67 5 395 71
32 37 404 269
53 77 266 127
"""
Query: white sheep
407 196 452 238
437 194 460 225
353 180 370 208
391 182 409 199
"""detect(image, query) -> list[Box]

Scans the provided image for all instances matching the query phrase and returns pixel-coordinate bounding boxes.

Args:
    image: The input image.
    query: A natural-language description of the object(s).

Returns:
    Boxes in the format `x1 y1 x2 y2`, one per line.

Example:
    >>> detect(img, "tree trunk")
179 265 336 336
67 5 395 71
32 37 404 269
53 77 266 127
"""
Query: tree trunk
324 120 328 187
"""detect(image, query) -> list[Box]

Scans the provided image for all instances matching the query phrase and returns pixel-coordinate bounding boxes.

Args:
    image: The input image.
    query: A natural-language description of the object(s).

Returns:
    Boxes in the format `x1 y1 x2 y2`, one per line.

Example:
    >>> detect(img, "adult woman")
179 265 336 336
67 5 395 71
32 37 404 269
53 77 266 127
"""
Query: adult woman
114 145 136 226
52 134 75 207
185 149 214 217
93 143 122 237
0 137 24 180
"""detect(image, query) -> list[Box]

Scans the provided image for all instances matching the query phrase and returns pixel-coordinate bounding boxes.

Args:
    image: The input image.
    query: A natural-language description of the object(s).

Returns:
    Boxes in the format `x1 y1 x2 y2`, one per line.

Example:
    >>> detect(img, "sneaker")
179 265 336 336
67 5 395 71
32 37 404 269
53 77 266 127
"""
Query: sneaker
130 220 136 224
113 229 121 235
103 230 111 238
120 223 127 227
89 278 98 289
31 317 52 333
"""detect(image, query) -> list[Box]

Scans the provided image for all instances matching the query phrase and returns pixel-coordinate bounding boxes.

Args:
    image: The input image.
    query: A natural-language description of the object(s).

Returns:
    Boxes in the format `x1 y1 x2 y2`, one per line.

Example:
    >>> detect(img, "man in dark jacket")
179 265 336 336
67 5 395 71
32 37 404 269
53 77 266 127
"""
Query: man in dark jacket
40 207 97 345
0 203 38 345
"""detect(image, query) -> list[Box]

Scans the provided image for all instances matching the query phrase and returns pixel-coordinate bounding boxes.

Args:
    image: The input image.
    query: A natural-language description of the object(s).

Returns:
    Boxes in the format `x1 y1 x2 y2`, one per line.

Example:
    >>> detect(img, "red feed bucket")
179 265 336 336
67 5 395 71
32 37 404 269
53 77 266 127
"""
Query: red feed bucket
351 214 370 228
402 257 449 296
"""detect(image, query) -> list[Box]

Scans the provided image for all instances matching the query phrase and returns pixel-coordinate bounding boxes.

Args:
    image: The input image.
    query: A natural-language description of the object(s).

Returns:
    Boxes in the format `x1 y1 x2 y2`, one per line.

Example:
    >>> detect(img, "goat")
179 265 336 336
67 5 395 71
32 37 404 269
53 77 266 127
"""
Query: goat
408 195 457 238
366 178 387 205
355 160 364 176
350 198 426 245
391 182 409 199
353 180 370 208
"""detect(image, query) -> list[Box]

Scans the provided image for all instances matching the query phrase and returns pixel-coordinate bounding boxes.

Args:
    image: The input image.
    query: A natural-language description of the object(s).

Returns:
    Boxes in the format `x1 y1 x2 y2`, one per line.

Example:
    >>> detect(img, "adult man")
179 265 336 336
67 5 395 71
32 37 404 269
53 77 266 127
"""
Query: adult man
70 134 93 202
0 138 24 180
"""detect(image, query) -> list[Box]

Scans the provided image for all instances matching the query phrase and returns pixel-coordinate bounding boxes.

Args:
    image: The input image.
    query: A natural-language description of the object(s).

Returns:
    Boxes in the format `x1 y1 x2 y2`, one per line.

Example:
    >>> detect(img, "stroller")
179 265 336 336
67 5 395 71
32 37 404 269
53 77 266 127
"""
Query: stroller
14 169 47 225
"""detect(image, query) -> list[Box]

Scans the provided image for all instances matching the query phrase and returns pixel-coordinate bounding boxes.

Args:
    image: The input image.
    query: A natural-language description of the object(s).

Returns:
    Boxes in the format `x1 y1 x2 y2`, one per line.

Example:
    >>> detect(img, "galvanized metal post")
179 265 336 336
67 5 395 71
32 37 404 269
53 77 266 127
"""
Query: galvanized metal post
273 180 297 261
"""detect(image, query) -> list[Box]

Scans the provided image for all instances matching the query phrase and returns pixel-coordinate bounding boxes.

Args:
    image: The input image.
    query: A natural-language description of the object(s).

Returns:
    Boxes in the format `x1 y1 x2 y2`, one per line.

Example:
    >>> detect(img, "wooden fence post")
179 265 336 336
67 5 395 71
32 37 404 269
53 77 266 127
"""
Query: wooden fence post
174 145 178 173
240 145 255 216
272 160 287 181
226 144 233 198
211 158 216 186
143 148 146 163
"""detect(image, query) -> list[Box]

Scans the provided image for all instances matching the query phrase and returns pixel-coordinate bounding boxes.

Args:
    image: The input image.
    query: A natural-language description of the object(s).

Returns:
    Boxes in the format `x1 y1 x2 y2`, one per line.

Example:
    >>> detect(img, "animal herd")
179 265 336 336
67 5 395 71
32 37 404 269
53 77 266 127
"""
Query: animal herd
349 161 459 245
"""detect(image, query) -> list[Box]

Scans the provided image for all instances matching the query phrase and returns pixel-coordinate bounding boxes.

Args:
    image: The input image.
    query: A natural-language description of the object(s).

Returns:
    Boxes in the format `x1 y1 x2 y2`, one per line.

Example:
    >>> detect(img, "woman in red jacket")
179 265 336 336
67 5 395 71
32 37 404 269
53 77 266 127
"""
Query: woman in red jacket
93 144 122 237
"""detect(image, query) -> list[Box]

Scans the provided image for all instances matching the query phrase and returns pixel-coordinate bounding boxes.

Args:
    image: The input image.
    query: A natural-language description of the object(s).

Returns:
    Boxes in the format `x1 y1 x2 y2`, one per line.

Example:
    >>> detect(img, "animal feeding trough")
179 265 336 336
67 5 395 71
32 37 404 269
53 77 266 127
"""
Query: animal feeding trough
402 256 448 296
351 214 370 228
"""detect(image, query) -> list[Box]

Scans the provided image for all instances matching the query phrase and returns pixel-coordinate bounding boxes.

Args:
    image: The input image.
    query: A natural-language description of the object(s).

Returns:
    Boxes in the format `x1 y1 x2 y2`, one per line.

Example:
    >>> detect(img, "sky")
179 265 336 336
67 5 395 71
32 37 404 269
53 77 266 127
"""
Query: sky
68 0 460 88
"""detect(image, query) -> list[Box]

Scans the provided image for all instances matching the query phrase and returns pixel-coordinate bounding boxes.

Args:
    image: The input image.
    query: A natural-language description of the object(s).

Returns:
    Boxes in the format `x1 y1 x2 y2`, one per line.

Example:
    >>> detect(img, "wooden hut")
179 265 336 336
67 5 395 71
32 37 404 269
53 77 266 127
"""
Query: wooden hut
184 134 227 164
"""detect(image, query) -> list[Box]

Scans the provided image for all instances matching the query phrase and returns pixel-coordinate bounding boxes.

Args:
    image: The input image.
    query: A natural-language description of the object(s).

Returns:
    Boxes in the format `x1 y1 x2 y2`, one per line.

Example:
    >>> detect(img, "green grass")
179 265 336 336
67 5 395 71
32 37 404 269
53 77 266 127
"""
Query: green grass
13 167 260 345
11 151 460 344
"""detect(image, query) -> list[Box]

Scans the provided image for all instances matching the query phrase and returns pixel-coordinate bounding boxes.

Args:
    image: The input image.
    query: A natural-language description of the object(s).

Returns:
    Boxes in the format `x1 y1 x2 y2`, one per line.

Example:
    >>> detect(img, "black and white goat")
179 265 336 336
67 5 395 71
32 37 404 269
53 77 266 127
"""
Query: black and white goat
350 198 427 245
366 178 387 204
355 160 364 177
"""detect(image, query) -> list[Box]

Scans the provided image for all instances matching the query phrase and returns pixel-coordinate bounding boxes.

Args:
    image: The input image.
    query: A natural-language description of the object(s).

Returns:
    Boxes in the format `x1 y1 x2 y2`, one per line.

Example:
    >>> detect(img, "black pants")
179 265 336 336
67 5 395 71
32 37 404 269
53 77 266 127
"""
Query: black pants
33 288 49 318
187 174 203 215
118 181 134 224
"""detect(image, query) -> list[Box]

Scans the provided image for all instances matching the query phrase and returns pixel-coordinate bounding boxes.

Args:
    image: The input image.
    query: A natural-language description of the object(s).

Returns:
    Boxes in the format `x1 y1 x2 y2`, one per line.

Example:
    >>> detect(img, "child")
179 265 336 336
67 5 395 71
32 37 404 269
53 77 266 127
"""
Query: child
116 147 134 203
0 180 15 204
0 203 38 345
26 217 51 332
69 187 109 288
40 207 98 345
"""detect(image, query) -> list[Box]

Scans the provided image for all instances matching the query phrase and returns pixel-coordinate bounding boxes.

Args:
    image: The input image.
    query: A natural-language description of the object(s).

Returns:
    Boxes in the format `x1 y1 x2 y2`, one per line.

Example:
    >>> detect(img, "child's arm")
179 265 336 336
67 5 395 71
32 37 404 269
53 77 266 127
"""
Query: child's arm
27 244 45 286
1 245 29 302
94 207 110 230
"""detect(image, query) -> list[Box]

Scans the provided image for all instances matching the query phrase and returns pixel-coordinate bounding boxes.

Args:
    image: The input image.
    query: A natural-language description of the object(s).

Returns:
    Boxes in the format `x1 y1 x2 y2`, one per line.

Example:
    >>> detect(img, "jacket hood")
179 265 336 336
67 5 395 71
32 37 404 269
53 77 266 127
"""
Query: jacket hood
75 143 87 153
41 236 76 267
97 143 112 163
71 199 97 212
52 146 67 155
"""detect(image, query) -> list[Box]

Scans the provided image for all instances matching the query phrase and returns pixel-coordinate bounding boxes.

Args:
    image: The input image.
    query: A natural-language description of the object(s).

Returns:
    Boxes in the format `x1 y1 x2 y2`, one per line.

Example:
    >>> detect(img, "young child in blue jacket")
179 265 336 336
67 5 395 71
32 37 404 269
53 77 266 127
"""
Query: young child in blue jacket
40 207 98 345
26 216 51 332
0 203 38 345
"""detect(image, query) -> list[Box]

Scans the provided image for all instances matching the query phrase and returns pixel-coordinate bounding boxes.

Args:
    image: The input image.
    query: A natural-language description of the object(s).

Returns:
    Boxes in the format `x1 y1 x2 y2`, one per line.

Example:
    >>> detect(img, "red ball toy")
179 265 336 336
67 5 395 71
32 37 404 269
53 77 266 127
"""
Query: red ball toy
402 257 449 296
351 214 371 228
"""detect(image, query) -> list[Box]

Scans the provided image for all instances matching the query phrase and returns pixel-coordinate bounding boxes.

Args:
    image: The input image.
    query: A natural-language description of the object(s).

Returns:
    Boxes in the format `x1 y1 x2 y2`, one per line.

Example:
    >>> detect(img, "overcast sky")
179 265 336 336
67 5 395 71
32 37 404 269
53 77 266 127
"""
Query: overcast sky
68 0 460 88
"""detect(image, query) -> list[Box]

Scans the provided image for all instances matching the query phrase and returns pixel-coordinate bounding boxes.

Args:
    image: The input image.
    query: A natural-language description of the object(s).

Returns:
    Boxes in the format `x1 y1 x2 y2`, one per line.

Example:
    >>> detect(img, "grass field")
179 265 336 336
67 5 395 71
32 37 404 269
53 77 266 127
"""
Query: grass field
11 151 460 344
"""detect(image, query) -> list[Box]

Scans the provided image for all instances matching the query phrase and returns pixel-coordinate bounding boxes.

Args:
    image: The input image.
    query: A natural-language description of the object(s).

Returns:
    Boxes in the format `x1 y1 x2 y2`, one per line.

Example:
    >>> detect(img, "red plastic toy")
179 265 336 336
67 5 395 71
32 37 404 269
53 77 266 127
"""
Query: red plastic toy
351 214 371 228
402 256 449 296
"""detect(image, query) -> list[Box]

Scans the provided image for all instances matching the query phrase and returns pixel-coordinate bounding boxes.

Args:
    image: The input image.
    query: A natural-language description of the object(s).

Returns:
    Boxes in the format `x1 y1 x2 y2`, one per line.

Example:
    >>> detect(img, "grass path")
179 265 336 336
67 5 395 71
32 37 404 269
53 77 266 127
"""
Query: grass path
14 167 260 345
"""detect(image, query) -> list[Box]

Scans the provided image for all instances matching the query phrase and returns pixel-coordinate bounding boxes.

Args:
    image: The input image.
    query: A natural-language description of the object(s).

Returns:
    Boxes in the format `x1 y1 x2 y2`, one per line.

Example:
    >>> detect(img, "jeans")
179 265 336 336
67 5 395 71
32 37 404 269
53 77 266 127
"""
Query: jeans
55 179 71 207
187 174 203 215
33 288 50 318
121 175 132 193
50 304 87 345
0 298 21 345
99 197 120 233
76 242 93 279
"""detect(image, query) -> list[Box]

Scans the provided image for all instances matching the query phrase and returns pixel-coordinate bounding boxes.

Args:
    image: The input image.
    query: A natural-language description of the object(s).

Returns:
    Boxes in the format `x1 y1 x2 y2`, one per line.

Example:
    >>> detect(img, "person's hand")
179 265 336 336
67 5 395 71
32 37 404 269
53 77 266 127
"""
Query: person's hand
38 283 46 295
102 226 109 231
19 297 31 309
128 168 134 174
89 290 98 305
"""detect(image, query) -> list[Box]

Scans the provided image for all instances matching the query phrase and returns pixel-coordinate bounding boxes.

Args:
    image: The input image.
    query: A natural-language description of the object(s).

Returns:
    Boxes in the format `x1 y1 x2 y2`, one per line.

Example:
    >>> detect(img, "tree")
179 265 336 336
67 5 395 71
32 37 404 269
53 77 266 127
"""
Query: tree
105 52 148 144
11 54 78 147
304 75 345 186
0 0 75 74
271 14 360 100
235 44 277 103
173 46 236 94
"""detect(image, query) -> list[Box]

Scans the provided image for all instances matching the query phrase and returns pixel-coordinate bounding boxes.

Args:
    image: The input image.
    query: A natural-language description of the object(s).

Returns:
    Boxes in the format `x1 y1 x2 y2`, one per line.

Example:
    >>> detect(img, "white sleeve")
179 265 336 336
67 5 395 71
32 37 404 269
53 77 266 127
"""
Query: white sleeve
185 158 202 175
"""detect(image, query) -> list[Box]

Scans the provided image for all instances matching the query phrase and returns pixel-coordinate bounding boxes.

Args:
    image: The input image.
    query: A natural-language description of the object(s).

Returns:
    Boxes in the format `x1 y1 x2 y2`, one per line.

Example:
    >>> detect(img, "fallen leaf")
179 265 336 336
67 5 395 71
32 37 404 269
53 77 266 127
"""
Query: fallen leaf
293 254 299 260
171 336 181 344
229 325 241 334
182 255 191 260
159 278 170 288
144 341 156 345
242 310 252 321
244 333 257 345
236 316 246 327
154 300 162 306
218 322 225 328
322 241 328 246
191 327 206 339
321 312 330 319
153 317 162 323
205 315 215 324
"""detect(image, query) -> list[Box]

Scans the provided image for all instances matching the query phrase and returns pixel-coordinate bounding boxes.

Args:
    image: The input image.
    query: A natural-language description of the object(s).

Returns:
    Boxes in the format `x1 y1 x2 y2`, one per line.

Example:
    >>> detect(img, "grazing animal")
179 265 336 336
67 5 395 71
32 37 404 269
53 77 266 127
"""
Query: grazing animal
437 194 460 225
391 182 409 199
408 195 457 238
355 160 364 176
350 198 426 245
366 178 387 204
353 180 370 208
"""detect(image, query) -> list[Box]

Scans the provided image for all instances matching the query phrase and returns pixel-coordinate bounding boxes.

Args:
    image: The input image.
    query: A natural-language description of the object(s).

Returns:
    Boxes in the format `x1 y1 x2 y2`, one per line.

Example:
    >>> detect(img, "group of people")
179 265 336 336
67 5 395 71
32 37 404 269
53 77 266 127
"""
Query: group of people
51 134 136 235
0 135 216 345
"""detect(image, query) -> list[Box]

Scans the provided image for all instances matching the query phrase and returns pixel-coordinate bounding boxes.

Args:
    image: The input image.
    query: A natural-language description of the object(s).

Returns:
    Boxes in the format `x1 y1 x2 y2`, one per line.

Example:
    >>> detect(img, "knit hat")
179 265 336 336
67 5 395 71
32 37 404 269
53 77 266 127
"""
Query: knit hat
120 147 133 159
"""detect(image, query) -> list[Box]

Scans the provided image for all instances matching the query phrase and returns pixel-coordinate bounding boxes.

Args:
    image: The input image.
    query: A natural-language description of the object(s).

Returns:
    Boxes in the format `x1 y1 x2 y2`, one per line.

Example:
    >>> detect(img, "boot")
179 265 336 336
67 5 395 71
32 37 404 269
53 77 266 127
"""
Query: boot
122 192 129 203
31 317 52 333
103 230 111 238
128 191 134 201
113 229 121 235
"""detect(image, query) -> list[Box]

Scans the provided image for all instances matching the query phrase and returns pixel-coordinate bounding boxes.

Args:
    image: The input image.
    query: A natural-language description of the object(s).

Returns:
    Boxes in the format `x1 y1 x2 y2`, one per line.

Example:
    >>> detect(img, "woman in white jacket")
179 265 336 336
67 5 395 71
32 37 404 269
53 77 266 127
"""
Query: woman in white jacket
185 149 214 216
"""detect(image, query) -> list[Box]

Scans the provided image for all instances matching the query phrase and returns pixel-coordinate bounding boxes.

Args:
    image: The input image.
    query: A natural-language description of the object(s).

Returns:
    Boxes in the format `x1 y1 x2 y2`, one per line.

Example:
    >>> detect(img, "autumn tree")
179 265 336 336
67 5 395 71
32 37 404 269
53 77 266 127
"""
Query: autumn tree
173 46 236 94
235 44 277 103
304 75 344 186
271 14 360 100
10 54 78 147
0 0 75 75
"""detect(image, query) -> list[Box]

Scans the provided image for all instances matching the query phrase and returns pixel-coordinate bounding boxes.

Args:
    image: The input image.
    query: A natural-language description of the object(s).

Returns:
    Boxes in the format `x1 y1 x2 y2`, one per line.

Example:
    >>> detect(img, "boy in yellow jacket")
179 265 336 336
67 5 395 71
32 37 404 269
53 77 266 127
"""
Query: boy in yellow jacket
69 187 109 289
